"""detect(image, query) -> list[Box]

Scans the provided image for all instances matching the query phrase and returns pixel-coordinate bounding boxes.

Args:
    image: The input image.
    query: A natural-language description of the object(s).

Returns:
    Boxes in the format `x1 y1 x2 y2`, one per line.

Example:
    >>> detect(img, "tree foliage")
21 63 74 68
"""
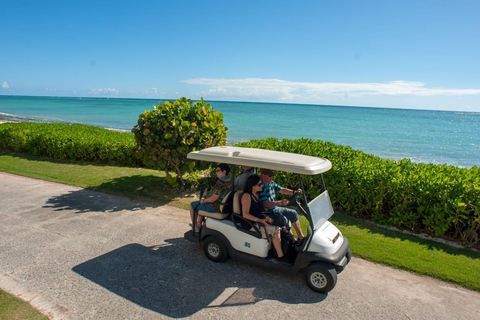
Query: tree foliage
132 97 228 187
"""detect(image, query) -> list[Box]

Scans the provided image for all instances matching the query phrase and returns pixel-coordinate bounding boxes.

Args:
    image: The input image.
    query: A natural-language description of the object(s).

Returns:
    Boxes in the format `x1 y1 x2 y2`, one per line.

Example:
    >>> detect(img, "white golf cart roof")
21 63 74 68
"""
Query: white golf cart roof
187 146 332 175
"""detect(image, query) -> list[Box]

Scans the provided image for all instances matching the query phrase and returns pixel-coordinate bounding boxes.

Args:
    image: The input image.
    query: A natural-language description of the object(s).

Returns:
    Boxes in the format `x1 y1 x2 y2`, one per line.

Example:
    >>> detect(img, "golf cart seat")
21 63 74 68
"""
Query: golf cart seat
198 190 235 220
233 190 244 215
231 191 269 239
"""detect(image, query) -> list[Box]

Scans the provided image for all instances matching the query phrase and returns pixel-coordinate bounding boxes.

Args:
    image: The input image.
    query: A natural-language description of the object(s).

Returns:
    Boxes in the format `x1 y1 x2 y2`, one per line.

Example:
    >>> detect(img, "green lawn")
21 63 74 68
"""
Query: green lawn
1 150 479 297
0 290 48 320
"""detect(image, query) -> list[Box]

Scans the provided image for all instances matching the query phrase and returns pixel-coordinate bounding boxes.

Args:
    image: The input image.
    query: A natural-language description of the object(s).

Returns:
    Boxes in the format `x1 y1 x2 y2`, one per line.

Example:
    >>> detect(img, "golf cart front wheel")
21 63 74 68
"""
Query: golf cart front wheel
203 236 229 262
305 262 337 293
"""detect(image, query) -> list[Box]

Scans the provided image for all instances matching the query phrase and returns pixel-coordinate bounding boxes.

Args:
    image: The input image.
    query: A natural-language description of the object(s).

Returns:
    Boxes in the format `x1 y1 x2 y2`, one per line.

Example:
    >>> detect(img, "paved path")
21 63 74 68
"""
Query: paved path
1 172 479 320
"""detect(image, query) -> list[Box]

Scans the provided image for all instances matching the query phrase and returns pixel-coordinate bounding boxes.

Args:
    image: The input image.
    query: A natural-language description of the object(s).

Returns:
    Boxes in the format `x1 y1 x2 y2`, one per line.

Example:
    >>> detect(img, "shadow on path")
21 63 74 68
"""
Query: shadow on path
43 187 161 214
73 239 326 318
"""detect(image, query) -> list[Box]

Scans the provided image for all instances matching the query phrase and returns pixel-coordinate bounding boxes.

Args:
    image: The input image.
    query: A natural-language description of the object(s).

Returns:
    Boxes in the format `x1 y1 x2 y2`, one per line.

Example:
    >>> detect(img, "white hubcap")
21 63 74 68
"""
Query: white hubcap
208 243 220 257
310 272 327 288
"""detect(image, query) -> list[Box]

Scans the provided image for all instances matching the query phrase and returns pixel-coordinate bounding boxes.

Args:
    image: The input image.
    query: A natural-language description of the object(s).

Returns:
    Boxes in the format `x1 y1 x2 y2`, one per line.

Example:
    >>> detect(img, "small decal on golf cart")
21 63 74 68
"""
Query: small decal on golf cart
244 242 251 248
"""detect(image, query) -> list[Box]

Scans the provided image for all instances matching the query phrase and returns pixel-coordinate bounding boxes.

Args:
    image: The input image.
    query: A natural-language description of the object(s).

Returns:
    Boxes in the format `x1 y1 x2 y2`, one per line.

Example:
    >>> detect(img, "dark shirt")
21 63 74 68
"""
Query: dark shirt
247 193 265 218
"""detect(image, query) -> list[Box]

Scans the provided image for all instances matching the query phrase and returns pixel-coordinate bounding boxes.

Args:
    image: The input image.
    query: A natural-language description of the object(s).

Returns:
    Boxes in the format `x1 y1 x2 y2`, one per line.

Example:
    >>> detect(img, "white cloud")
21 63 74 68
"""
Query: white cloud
90 88 119 95
144 87 158 96
182 78 480 102
1 81 9 89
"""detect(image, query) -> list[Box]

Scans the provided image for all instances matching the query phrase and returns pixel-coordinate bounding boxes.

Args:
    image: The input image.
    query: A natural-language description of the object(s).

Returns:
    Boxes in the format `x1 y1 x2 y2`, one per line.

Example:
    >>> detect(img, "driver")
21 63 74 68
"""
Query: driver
258 168 306 246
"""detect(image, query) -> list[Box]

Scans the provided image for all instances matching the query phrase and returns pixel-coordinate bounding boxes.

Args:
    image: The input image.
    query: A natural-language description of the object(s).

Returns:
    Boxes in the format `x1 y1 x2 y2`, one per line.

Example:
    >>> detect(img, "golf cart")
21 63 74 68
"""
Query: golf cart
184 146 351 293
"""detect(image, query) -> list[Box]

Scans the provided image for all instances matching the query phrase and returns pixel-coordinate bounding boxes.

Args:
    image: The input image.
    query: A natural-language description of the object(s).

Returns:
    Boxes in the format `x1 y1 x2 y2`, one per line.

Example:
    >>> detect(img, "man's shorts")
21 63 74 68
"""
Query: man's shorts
191 201 218 213
272 207 299 223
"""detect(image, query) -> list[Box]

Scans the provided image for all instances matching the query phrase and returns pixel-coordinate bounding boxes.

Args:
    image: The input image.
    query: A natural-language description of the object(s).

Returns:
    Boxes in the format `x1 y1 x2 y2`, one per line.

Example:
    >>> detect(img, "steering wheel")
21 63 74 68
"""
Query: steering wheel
287 190 307 215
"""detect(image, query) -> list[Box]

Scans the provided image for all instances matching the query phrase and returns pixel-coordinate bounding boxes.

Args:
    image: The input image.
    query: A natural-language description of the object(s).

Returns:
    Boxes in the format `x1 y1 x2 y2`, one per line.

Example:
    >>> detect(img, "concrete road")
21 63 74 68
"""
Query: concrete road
1 172 479 320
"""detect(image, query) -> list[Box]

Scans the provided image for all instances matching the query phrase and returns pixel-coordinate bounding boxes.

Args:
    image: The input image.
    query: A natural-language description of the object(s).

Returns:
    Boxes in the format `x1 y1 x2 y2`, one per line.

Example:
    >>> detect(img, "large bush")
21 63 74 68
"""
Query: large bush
132 97 228 187
0 122 139 166
236 138 480 246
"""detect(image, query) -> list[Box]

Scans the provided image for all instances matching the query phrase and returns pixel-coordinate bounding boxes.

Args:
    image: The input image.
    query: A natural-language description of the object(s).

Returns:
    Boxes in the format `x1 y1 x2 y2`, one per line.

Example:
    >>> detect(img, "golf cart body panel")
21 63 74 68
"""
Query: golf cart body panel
187 146 332 175
206 218 271 257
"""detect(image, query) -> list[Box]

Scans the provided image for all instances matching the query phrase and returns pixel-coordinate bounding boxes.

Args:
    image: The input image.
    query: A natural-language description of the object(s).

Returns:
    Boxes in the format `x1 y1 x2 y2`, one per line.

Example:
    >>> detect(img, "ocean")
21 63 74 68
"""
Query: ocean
1 95 479 168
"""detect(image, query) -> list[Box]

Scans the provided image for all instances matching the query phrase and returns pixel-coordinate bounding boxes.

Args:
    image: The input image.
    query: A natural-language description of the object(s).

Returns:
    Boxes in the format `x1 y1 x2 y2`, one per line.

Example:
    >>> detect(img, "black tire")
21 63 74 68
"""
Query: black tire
203 236 229 262
305 262 337 293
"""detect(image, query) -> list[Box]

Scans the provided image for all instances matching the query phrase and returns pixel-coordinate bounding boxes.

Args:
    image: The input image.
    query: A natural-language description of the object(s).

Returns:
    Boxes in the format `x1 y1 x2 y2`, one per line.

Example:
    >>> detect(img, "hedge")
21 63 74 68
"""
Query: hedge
1 123 478 246
236 138 480 247
0 123 140 166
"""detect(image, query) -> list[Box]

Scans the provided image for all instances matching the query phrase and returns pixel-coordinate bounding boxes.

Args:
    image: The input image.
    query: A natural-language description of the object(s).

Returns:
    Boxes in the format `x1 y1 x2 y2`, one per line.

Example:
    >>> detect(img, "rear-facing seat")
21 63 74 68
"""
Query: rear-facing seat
197 190 235 220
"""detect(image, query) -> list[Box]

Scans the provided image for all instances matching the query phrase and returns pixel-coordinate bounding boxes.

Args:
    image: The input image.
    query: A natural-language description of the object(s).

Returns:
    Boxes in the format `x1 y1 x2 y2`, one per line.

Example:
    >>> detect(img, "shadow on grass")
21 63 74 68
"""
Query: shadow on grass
73 239 325 318
90 174 179 205
332 213 480 260
1 150 185 208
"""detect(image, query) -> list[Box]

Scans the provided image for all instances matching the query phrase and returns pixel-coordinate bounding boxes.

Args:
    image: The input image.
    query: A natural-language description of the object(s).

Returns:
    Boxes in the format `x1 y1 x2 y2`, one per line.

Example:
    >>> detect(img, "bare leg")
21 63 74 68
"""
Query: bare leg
190 204 203 232
292 220 305 239
189 204 194 222
272 230 284 258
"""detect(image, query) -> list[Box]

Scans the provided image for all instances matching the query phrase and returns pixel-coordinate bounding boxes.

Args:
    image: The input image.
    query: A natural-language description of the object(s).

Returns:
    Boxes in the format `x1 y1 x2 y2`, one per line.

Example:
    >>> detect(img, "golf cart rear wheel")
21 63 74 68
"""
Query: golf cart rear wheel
203 236 229 262
305 262 337 293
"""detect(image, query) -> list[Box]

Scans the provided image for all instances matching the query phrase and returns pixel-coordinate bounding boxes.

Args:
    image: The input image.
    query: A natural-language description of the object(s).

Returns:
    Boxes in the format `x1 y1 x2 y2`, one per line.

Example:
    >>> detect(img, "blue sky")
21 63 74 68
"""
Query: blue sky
1 0 479 111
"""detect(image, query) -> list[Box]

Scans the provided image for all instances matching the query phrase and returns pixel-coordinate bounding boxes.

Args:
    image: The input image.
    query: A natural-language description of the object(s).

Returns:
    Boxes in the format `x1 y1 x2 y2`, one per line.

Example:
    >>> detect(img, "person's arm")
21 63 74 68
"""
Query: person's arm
258 184 278 208
201 181 222 204
279 187 302 196
241 194 269 225
200 193 220 204
277 187 302 205
262 199 288 208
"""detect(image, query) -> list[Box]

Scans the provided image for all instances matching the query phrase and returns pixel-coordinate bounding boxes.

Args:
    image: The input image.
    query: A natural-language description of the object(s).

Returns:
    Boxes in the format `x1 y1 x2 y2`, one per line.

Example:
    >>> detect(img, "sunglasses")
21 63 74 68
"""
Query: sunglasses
262 173 274 177
216 169 222 172
256 182 263 186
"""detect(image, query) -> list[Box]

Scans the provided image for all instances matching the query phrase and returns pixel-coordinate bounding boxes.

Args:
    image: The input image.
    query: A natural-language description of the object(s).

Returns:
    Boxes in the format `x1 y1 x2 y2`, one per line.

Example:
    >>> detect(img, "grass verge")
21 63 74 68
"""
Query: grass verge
0 290 48 320
297 213 480 291
1 150 479 295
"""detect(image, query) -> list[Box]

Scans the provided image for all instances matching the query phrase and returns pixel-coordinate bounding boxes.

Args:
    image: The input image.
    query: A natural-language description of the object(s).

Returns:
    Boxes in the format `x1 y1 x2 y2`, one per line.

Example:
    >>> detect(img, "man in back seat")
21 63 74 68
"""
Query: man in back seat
234 166 254 190
190 163 231 233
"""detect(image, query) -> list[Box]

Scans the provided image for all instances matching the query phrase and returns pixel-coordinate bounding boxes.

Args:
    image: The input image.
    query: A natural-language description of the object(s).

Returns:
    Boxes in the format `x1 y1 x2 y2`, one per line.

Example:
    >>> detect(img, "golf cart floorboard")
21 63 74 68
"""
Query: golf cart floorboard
184 230 200 243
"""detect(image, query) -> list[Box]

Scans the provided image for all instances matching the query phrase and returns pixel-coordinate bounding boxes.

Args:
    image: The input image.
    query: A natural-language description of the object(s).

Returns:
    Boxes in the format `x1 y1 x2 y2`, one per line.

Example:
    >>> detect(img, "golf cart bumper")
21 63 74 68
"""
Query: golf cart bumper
295 237 351 273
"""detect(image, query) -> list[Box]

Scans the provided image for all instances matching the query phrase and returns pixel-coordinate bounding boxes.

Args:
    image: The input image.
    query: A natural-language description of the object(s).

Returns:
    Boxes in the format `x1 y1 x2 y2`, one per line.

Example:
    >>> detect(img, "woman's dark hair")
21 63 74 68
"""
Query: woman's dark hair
244 174 261 194
217 163 230 175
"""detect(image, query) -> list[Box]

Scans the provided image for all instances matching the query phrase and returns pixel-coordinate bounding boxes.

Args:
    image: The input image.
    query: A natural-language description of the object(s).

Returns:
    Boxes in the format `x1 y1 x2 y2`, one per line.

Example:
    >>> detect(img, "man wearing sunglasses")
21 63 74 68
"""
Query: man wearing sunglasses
258 168 305 245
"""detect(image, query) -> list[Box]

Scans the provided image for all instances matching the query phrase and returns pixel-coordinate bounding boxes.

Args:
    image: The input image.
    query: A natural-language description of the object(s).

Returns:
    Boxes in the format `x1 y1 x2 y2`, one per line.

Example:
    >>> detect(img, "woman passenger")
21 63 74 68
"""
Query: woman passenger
190 163 231 233
241 174 289 263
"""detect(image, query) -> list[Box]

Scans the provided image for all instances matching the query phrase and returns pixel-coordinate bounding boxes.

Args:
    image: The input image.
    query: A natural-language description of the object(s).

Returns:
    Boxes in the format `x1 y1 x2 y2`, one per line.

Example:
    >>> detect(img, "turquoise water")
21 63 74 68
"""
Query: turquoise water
1 95 479 168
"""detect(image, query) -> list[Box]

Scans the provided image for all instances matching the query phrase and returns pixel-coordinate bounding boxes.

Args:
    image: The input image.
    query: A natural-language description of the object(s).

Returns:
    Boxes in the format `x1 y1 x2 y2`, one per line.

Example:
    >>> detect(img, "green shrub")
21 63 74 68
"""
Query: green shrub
132 97 228 188
0 122 140 166
236 138 480 246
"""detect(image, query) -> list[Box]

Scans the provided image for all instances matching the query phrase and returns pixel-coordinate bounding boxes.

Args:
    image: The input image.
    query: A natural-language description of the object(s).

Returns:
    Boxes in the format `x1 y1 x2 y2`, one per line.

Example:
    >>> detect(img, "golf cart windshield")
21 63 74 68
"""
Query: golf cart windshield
308 190 335 230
